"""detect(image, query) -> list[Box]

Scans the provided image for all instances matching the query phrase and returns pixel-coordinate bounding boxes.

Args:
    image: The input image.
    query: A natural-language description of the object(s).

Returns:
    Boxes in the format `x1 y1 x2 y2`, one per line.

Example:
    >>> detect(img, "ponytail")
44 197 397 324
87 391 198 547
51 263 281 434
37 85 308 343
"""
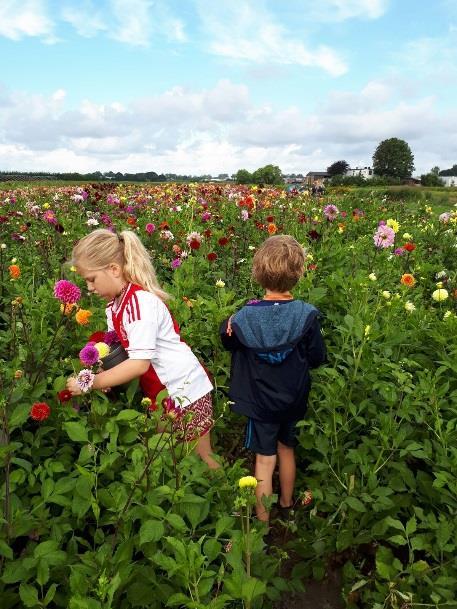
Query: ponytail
71 228 169 302
120 231 169 301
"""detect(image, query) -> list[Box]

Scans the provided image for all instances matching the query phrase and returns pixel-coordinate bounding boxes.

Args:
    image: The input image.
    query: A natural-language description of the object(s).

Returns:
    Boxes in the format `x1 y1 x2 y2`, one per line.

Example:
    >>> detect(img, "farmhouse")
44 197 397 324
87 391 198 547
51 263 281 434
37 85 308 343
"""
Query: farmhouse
345 166 373 179
441 176 457 187
305 171 329 186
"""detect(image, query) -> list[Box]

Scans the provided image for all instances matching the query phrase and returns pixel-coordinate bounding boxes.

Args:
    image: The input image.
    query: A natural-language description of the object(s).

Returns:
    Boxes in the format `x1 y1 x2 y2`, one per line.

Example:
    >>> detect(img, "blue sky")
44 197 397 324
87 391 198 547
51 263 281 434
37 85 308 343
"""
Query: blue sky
0 0 456 175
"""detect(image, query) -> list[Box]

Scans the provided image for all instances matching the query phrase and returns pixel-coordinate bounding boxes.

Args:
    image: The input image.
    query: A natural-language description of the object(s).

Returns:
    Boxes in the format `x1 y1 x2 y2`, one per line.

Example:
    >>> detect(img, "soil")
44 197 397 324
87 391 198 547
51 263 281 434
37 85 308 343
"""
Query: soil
274 569 344 609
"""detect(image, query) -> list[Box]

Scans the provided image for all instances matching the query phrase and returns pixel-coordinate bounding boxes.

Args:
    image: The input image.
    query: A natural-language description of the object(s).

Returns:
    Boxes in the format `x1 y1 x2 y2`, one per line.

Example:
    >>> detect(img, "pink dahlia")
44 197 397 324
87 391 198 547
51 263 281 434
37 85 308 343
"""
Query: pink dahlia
79 344 100 366
373 225 395 248
145 223 156 234
323 205 339 221
54 280 81 304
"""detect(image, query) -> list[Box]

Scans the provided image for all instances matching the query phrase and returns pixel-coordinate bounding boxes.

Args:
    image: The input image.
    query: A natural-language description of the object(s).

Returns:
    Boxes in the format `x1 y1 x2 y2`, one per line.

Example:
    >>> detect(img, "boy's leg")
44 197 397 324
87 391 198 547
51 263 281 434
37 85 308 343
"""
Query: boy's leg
277 441 296 508
254 453 277 522
245 418 279 523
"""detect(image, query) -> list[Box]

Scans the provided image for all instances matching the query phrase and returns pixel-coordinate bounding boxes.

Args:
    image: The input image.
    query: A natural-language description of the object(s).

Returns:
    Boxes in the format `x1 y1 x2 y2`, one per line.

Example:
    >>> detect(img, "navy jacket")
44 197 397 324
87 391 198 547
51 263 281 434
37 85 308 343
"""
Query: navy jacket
220 300 326 423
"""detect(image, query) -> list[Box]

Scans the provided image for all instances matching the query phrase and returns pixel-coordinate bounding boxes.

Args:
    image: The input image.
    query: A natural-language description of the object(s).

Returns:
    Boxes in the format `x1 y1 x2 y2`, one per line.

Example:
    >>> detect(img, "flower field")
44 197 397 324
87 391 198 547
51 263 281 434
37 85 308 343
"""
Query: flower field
1 182 457 608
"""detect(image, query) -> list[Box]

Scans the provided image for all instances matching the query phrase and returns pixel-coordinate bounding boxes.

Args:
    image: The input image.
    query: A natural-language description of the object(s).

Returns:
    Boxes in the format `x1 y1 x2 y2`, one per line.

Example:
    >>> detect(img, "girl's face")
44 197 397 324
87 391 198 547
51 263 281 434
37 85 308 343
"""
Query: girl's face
78 263 125 301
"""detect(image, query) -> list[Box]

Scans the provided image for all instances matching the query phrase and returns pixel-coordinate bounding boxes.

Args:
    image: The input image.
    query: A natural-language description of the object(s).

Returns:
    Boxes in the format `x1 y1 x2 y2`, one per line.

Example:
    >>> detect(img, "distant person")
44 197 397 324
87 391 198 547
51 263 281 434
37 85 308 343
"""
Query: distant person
220 235 326 526
66 229 219 469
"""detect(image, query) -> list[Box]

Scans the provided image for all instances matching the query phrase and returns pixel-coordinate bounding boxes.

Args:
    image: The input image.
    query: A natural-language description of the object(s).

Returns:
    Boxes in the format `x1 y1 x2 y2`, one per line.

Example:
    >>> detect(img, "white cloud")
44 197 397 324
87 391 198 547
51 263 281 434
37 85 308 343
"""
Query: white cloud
197 1 347 76
61 1 107 37
110 0 153 46
0 0 55 42
0 79 455 175
310 0 389 21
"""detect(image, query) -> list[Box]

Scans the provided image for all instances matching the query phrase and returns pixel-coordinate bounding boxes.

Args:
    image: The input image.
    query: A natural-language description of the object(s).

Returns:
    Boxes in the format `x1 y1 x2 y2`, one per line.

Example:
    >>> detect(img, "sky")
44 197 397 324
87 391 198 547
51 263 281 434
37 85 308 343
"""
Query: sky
0 0 456 176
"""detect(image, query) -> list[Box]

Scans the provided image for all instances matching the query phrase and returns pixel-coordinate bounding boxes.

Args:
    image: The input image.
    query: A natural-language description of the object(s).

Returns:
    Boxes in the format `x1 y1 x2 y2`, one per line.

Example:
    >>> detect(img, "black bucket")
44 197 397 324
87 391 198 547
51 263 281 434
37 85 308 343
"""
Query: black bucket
101 343 128 370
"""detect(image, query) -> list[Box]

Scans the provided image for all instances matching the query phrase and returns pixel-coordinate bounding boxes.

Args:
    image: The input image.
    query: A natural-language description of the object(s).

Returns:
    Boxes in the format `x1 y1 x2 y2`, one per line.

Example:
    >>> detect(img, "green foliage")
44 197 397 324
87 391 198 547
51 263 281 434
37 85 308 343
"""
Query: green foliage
1 182 457 607
373 137 415 178
421 173 445 186
327 160 349 177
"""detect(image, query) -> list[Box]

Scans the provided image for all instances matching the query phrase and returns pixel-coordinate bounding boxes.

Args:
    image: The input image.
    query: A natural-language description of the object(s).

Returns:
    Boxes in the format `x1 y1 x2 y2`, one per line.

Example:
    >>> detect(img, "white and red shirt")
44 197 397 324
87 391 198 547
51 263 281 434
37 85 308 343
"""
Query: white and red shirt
106 284 213 407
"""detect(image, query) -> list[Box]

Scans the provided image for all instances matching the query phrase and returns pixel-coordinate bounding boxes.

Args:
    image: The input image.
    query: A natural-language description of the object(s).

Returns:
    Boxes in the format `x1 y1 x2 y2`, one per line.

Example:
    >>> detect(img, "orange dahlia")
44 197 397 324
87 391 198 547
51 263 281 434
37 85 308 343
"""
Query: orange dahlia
9 264 21 279
75 309 92 325
400 274 416 287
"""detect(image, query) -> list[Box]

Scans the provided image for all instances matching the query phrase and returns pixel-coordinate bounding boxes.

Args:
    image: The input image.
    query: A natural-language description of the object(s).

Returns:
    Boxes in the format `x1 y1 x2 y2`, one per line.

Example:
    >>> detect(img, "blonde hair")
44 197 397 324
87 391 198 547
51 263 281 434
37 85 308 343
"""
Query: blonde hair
72 229 169 301
252 235 305 292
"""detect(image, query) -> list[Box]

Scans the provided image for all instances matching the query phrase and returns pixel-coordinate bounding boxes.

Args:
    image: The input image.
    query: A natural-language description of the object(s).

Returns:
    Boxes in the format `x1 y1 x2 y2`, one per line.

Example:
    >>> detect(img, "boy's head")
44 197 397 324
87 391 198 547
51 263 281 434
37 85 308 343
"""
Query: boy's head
252 235 305 293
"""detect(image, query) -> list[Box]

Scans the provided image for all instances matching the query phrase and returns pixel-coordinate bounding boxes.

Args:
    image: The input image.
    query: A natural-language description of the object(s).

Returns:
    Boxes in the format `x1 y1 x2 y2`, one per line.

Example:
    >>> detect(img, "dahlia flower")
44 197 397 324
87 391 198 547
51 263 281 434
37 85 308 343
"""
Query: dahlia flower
79 344 100 366
54 280 81 304
373 225 395 248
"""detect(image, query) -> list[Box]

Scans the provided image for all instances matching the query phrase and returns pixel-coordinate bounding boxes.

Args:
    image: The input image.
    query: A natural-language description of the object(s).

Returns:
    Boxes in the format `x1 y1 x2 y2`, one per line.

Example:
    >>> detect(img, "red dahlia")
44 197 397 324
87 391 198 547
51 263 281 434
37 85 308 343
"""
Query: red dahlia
207 252 218 261
30 402 51 421
57 390 72 403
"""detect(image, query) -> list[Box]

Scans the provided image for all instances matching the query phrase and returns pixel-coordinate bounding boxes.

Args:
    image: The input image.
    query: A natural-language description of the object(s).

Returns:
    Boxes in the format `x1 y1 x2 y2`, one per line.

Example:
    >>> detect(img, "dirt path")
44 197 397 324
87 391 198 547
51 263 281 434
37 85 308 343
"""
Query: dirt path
274 569 344 609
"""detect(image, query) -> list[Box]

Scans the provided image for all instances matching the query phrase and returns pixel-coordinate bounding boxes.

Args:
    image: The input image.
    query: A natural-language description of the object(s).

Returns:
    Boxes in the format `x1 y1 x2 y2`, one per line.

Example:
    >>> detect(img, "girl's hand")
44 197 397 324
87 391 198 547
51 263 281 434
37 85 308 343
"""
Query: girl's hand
226 315 234 336
67 377 83 396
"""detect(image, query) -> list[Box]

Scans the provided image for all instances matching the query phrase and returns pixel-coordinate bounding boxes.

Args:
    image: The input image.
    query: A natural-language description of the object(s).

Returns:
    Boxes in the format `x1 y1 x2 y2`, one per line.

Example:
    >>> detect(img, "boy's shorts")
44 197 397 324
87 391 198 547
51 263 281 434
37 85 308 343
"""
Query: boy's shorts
245 417 299 456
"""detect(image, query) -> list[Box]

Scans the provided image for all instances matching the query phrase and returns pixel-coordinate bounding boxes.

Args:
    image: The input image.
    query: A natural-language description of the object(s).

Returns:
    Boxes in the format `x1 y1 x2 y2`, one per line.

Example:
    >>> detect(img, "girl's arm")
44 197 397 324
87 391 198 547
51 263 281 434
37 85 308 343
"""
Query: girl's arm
67 358 150 396
220 316 242 351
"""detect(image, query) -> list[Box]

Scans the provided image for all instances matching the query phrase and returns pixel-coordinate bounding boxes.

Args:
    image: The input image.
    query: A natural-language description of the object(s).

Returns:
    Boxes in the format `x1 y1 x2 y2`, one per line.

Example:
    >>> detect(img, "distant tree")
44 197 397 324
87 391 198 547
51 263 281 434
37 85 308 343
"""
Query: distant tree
251 164 284 185
327 160 349 177
439 164 457 176
373 138 415 178
235 169 253 184
431 166 440 175
421 173 444 186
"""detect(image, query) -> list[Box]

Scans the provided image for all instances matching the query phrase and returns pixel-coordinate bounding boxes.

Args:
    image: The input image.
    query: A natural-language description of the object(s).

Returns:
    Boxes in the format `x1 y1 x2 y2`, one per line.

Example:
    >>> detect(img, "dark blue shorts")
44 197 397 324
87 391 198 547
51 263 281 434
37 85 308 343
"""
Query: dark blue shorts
245 418 299 456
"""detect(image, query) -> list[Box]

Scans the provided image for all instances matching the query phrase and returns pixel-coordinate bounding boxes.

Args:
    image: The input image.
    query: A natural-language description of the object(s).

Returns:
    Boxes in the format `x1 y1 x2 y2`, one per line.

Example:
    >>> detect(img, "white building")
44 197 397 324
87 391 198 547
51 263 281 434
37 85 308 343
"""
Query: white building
345 167 374 179
441 176 457 187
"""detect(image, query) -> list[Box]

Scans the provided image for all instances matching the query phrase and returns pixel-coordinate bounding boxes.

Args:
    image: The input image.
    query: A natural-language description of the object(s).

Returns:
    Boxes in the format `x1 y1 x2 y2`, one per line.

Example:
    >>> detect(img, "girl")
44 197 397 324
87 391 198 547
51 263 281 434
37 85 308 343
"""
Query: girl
66 228 219 469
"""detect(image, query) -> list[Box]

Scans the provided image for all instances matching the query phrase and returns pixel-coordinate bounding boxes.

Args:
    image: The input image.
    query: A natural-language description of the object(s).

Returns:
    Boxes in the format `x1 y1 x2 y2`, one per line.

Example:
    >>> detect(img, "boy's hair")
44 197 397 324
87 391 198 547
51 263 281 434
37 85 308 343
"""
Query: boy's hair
252 235 305 292
71 229 169 302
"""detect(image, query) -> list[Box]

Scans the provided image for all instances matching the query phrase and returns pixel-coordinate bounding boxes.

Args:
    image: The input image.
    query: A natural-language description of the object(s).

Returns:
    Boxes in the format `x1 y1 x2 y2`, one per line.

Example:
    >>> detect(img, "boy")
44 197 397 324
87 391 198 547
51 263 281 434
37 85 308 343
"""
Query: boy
220 235 326 524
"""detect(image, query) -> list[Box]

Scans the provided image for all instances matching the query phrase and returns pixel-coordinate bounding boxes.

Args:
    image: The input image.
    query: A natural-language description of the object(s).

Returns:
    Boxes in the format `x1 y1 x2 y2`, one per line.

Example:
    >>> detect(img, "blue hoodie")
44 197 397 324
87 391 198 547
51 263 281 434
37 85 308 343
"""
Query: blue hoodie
220 300 326 422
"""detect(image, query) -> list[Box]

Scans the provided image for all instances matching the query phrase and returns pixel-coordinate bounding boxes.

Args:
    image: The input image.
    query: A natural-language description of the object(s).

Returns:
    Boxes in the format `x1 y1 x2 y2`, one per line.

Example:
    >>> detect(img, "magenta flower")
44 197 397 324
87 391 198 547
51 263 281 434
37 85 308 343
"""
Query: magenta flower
54 279 81 304
43 210 57 225
145 223 156 234
103 330 119 345
373 225 395 248
394 247 406 256
201 211 212 222
79 344 100 366
323 205 339 221
171 258 182 269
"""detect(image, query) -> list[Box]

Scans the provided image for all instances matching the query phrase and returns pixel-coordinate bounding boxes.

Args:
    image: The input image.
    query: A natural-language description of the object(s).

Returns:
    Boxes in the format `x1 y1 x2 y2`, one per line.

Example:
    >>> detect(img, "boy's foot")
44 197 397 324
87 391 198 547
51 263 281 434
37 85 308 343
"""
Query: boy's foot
277 503 295 520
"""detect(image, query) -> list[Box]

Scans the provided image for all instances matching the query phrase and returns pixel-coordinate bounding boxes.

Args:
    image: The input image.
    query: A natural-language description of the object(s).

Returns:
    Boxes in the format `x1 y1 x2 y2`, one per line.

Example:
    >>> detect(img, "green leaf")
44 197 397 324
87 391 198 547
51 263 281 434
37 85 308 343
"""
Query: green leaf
9 402 31 428
389 534 408 546
34 540 58 558
165 513 188 532
345 496 366 512
406 516 417 536
126 378 139 405
203 538 221 563
63 422 89 442
139 520 165 545
116 409 140 421
0 539 13 559
215 515 235 538
37 559 50 586
19 583 39 607
350 579 369 592
166 593 190 607
241 577 266 603
44 583 58 606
